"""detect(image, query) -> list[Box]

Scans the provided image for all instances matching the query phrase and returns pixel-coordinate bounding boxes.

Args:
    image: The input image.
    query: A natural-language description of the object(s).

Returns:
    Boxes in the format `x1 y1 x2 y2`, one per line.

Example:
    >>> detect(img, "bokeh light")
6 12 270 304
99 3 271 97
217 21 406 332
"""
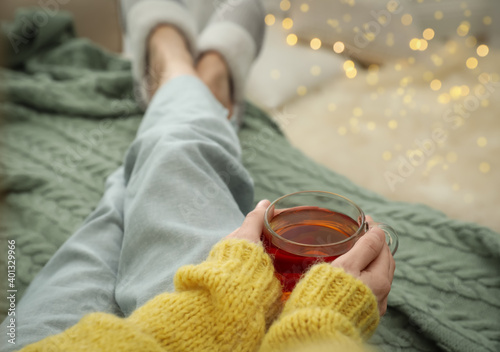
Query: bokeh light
310 38 322 50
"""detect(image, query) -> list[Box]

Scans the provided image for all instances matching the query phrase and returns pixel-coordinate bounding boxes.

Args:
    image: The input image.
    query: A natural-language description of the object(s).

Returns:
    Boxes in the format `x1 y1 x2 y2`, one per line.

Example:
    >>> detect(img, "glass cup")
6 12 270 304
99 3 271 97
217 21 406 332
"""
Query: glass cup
261 191 398 297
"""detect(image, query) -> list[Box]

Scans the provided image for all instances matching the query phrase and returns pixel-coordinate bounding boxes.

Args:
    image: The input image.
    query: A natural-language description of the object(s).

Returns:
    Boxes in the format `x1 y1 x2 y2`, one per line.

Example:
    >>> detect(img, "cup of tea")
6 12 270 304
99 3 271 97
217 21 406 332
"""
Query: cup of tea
262 191 398 297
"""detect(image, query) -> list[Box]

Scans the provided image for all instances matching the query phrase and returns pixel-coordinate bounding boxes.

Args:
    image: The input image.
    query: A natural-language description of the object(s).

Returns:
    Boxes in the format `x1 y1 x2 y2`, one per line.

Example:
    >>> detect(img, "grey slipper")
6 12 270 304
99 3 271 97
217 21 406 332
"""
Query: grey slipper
197 0 266 126
122 0 198 107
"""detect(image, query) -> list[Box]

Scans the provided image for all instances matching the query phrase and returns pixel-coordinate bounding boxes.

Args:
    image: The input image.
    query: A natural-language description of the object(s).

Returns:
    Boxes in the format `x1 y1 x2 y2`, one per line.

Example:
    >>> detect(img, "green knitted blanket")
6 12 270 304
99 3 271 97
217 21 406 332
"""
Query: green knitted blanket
1 10 499 352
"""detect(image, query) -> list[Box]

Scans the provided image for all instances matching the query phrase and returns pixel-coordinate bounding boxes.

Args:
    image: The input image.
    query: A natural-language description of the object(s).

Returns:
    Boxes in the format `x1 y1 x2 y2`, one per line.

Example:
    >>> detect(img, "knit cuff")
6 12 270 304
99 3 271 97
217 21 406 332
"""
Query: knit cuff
174 239 282 317
284 264 379 339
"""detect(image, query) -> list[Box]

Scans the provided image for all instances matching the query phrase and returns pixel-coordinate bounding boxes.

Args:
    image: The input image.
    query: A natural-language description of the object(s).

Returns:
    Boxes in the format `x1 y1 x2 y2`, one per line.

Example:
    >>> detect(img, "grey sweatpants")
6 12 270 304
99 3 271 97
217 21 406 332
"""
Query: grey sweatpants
1 75 254 350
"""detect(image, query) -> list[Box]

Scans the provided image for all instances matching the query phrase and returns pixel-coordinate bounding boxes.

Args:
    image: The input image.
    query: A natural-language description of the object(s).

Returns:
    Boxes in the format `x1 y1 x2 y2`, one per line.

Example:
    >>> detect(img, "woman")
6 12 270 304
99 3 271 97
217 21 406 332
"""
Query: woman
4 1 395 351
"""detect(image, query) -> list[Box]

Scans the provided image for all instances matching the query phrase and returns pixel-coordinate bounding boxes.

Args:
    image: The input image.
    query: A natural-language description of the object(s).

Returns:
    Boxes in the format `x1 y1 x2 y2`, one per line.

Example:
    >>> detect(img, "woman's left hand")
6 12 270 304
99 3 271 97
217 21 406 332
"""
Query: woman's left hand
225 200 271 243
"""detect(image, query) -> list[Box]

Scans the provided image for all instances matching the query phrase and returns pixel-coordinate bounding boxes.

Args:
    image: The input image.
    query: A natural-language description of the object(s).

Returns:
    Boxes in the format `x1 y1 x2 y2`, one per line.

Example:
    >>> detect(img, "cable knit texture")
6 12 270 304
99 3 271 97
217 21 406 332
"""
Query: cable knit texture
1 9 500 352
19 240 378 351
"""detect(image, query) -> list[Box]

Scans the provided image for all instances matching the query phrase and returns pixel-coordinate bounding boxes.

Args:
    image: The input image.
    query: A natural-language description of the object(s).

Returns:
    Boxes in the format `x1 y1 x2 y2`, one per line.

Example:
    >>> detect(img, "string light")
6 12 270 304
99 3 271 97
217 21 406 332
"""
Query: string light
264 14 275 26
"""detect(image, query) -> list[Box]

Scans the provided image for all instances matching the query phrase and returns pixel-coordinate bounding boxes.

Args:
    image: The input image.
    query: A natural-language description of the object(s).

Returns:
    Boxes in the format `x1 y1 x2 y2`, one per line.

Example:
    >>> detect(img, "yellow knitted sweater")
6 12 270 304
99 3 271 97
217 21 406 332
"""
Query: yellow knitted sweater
21 239 379 352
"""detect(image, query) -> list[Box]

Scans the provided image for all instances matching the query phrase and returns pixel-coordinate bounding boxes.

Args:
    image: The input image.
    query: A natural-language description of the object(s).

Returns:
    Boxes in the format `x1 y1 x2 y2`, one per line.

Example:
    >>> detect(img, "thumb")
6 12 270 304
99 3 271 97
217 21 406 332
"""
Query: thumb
226 200 270 243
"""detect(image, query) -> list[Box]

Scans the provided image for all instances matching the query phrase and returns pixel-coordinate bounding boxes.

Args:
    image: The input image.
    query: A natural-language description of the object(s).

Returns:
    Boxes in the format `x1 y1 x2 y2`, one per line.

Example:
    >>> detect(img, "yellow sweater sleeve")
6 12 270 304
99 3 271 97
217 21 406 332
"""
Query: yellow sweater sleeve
259 264 380 352
21 239 283 352
20 240 379 352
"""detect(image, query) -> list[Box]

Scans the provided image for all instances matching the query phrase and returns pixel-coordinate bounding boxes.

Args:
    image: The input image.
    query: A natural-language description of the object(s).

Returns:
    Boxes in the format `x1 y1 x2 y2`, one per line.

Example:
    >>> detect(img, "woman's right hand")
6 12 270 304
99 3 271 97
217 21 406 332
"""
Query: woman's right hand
330 219 396 316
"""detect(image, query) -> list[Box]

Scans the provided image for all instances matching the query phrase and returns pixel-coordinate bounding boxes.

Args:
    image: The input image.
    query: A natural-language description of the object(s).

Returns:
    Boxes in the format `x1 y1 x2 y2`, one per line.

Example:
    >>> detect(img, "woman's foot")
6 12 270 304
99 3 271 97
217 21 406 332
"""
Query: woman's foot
146 24 196 98
197 0 266 124
195 51 233 119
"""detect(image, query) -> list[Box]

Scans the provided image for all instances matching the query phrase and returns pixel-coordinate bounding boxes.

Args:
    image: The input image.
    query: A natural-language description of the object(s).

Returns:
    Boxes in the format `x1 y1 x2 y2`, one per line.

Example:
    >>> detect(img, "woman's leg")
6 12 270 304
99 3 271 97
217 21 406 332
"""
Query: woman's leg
1 167 126 351
115 25 254 315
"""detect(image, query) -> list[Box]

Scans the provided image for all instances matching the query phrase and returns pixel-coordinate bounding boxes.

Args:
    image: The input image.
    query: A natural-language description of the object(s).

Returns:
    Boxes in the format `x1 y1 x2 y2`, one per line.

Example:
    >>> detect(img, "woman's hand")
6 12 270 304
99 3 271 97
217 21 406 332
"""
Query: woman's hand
225 200 271 243
331 217 396 316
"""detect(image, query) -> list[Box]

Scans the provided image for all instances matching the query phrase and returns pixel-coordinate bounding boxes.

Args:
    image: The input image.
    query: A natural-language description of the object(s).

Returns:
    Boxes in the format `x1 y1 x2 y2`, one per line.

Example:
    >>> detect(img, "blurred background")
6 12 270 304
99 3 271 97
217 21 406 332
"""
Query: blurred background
1 0 499 232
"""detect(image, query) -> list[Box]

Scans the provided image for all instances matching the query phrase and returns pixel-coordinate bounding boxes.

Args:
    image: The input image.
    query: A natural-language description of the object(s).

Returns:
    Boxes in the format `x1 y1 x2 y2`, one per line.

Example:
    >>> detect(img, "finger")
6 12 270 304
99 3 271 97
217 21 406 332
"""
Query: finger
365 240 391 276
227 200 270 242
335 226 386 272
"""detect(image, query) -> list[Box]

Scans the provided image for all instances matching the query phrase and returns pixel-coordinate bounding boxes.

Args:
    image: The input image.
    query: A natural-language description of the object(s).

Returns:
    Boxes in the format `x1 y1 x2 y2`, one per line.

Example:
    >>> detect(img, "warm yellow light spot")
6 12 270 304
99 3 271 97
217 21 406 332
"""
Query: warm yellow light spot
452 183 460 191
481 99 489 107
310 38 322 50
465 36 477 48
270 69 281 80
394 63 402 71
464 9 471 17
477 44 489 57
401 14 413 26
382 151 392 161
282 18 293 29
423 71 434 82
477 137 487 147
483 16 492 25
442 164 449 171
333 41 345 53
430 79 441 91
423 28 435 40
418 39 428 51
297 85 307 96
434 11 443 20
286 33 298 46
364 32 376 42
310 65 321 76
367 122 376 130
338 126 347 135
409 38 419 50
457 21 470 36
366 73 378 85
327 19 339 28
280 0 291 11
403 94 412 104
265 14 276 26
328 103 337 112
353 107 363 117
450 86 462 100
388 120 398 129
479 162 490 173
387 0 400 13
446 152 458 163
300 3 309 12
378 15 388 25
343 14 352 23
438 94 450 104
466 57 478 69
343 60 355 70
346 67 357 79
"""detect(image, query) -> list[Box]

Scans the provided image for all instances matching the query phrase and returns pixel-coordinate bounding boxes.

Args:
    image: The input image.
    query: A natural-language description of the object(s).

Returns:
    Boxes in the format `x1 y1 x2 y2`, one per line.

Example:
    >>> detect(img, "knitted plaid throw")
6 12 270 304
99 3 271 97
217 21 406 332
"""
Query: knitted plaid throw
0 9 499 352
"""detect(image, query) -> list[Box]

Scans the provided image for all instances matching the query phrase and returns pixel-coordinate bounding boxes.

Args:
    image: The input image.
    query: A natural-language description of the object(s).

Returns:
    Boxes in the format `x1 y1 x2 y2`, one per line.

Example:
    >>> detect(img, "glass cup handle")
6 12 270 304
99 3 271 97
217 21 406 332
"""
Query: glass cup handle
367 222 399 256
